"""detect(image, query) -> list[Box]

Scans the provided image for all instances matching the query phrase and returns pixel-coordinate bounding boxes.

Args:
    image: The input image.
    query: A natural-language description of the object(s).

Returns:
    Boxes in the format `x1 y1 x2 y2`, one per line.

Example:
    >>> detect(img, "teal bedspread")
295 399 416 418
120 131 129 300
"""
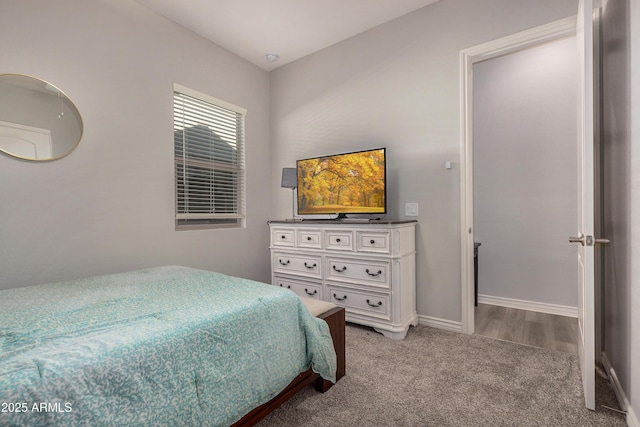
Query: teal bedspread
0 266 336 426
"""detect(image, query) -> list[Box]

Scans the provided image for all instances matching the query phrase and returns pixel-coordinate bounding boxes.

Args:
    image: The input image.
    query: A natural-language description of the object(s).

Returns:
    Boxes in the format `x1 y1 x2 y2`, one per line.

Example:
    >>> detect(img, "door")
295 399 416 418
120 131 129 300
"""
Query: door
570 0 597 411
0 120 52 159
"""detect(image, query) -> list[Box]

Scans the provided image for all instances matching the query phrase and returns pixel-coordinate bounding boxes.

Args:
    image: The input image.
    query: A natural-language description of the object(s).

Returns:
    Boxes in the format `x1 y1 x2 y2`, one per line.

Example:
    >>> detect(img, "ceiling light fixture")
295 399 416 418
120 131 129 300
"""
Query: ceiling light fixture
266 53 279 62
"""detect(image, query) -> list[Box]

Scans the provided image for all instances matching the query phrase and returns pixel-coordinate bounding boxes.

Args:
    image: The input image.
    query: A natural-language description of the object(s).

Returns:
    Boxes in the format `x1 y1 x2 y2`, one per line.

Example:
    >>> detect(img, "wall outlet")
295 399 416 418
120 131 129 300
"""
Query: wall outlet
405 203 419 217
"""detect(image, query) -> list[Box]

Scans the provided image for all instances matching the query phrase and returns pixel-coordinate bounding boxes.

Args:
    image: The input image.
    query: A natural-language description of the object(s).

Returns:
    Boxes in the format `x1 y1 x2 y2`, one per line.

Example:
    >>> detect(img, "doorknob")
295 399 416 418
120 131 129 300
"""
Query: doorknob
569 235 585 245
594 238 611 245
569 234 611 246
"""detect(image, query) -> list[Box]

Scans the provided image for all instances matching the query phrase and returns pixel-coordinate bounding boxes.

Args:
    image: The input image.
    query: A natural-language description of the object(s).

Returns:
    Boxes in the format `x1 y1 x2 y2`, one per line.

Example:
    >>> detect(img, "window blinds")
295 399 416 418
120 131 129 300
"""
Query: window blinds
173 84 246 226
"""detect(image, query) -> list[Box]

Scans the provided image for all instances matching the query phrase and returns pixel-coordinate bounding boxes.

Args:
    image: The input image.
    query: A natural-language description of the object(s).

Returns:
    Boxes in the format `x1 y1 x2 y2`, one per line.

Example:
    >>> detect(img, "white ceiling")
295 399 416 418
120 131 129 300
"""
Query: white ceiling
134 0 440 71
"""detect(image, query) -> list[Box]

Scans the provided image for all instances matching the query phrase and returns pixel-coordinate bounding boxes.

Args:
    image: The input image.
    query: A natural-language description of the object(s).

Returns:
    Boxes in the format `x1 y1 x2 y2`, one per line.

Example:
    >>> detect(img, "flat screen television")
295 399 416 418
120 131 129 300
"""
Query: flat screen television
296 147 386 219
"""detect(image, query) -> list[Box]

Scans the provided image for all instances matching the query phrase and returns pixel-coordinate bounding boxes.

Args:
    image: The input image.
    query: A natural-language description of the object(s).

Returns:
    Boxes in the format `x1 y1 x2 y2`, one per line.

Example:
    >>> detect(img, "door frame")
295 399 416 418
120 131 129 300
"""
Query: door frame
459 17 577 335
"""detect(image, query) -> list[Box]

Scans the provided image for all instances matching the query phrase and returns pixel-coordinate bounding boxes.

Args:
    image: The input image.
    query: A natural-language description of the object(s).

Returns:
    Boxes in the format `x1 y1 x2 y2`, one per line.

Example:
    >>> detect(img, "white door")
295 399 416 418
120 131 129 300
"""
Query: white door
570 0 602 411
0 120 52 159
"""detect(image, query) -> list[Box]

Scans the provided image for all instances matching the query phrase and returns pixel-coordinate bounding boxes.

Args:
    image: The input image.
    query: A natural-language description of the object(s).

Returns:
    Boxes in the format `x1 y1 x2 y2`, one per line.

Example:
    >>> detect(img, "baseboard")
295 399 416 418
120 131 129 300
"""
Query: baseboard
629 405 640 427
478 294 578 318
602 352 640 427
418 315 463 333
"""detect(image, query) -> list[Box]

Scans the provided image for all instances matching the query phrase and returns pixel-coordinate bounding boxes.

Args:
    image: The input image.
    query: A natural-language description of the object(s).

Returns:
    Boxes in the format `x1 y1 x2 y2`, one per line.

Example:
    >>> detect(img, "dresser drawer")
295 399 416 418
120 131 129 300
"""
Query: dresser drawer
272 252 322 279
328 286 390 320
274 277 323 299
325 230 354 251
298 229 322 249
326 257 390 289
356 231 391 253
272 228 295 247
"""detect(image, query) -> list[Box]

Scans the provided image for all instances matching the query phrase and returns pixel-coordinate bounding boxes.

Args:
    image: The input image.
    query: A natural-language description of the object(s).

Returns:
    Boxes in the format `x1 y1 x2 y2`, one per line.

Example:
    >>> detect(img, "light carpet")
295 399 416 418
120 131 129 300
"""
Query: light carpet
259 324 625 426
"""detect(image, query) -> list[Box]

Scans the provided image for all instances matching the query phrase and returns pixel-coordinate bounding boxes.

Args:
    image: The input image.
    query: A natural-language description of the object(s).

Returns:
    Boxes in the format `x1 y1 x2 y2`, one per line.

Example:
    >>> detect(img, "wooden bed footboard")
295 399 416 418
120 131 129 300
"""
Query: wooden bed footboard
233 306 346 426
314 306 346 391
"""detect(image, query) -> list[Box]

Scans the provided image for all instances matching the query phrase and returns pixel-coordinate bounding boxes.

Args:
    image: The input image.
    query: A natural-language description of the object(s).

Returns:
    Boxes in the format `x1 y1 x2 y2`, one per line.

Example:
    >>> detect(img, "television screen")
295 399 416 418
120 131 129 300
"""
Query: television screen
296 148 386 218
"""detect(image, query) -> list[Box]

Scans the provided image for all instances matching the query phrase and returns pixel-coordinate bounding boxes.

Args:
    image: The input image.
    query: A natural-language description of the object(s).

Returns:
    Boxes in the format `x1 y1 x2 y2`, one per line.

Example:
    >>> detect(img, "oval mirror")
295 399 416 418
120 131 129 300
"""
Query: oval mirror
0 74 83 161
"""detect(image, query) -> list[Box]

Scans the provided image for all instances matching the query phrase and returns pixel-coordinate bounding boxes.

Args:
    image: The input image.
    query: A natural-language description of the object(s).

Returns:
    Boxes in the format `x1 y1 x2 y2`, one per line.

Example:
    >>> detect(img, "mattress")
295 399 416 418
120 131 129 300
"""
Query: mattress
0 266 336 426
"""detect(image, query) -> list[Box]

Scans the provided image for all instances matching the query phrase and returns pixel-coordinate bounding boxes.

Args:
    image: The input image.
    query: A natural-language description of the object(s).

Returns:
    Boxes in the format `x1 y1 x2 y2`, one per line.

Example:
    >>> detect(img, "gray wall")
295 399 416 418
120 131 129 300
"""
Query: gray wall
270 0 578 322
473 36 579 308
602 0 640 421
0 0 273 289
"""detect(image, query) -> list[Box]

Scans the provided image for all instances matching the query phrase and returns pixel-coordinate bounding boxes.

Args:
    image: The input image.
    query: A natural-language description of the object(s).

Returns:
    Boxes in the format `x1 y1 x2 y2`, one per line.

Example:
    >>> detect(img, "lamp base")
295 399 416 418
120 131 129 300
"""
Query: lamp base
289 188 297 221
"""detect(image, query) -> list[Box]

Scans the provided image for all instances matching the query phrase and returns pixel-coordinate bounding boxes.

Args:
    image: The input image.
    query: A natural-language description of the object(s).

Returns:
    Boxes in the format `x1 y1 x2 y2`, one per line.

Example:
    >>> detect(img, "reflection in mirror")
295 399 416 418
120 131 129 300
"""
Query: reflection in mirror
0 74 83 161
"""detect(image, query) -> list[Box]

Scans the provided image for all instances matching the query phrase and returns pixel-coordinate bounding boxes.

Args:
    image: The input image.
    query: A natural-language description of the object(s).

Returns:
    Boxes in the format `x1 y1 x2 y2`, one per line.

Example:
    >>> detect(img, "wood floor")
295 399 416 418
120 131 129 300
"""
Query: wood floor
474 304 579 355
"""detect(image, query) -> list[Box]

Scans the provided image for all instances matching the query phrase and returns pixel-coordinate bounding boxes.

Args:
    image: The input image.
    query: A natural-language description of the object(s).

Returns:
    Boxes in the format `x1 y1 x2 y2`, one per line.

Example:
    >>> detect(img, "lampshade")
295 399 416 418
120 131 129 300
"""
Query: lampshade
281 168 297 189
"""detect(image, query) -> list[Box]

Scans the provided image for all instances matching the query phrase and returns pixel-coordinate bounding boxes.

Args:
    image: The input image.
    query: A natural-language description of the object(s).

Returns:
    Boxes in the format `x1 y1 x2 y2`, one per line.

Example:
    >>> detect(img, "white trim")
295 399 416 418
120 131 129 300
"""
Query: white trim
478 295 578 318
0 120 52 160
459 15 577 335
602 352 640 427
627 398 639 426
461 17 577 61
418 315 463 333
172 82 247 115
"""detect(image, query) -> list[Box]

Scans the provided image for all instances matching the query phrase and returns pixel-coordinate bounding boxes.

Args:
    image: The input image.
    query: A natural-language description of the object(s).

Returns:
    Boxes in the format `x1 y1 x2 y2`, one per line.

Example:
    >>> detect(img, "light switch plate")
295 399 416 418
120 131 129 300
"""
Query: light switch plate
405 203 419 217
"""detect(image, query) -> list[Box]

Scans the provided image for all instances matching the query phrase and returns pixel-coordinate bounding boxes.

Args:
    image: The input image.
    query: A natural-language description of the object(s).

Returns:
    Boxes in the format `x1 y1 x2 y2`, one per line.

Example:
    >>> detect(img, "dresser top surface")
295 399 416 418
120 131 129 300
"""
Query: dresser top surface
268 219 417 225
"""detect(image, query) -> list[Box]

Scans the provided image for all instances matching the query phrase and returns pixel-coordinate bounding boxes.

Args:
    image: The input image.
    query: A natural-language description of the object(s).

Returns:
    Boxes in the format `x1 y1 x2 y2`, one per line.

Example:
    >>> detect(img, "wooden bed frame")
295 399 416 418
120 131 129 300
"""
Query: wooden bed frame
233 306 346 426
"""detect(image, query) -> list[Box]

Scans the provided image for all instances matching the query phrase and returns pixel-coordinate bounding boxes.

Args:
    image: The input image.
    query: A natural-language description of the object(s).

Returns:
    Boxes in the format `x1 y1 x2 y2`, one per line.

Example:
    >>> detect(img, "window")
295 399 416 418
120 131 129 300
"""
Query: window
173 83 246 229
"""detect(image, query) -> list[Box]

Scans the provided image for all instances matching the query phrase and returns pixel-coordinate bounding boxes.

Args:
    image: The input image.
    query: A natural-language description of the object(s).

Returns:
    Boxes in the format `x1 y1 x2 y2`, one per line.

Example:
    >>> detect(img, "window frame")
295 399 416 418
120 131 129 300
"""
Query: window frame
173 83 247 230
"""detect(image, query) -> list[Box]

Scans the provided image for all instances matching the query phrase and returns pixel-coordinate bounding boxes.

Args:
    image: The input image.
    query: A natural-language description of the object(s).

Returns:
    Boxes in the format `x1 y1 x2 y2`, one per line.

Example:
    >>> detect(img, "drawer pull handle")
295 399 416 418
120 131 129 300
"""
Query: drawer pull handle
304 262 317 269
332 265 347 272
333 293 347 301
278 259 290 266
307 236 312 241
366 299 383 308
279 284 291 289
336 238 341 243
366 269 382 277
280 235 286 239
370 239 375 244
305 288 318 296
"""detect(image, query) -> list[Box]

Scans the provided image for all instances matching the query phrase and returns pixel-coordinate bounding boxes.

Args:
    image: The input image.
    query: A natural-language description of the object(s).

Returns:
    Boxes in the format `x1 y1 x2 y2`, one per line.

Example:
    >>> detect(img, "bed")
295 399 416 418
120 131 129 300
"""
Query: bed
0 266 345 426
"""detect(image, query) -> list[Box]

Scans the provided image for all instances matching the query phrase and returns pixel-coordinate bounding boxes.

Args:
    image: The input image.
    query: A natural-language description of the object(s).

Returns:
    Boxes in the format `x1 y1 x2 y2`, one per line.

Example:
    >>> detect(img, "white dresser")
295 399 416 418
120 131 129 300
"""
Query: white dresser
268 220 417 339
